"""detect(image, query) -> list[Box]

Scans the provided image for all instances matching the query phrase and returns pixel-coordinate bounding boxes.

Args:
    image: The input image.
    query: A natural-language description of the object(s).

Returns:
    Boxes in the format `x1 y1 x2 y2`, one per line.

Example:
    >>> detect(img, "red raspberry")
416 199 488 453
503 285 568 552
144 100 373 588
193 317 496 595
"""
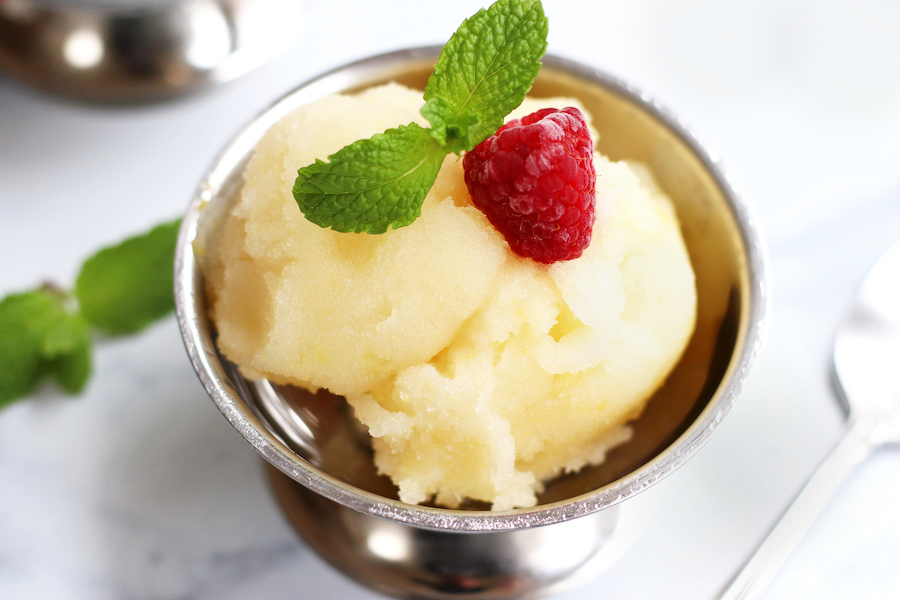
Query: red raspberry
463 107 596 264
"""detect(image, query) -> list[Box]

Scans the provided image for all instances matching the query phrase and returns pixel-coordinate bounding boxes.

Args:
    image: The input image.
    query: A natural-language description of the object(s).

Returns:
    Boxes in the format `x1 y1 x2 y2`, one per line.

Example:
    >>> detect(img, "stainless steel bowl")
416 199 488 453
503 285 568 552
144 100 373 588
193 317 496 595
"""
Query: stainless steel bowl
0 0 304 101
175 47 768 599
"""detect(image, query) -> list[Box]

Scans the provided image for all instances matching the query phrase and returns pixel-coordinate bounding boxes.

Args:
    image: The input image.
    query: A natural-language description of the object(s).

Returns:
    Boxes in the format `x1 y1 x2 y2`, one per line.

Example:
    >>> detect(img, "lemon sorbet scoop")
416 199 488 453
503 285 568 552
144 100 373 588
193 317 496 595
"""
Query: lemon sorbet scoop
204 83 697 511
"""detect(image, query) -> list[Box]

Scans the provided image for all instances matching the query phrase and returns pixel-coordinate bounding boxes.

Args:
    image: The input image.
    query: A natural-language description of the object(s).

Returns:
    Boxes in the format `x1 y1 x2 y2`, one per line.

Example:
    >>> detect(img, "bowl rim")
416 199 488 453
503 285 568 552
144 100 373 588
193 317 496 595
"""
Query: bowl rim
174 46 769 532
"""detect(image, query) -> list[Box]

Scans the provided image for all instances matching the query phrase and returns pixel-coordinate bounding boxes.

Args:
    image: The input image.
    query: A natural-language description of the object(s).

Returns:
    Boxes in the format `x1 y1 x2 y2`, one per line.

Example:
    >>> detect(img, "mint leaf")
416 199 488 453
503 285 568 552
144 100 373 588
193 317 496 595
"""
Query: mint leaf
0 289 92 408
422 0 548 154
41 304 92 393
0 292 49 407
293 123 445 234
75 219 181 334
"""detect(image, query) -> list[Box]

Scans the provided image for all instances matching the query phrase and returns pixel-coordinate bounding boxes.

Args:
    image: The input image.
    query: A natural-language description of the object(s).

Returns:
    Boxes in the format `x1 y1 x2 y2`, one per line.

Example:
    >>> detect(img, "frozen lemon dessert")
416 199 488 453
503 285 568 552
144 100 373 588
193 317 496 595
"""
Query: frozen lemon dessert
205 83 696 510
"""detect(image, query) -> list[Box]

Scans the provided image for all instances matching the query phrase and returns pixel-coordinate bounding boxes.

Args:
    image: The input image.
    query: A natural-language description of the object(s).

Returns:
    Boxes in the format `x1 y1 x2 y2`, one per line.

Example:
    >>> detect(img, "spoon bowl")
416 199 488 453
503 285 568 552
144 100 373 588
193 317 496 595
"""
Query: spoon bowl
833 240 900 429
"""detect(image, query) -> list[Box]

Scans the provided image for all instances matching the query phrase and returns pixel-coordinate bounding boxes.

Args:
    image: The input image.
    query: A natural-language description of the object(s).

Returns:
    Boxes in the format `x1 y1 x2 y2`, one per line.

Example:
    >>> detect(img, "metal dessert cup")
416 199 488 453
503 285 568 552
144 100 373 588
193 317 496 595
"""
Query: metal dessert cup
0 0 304 101
175 47 768 599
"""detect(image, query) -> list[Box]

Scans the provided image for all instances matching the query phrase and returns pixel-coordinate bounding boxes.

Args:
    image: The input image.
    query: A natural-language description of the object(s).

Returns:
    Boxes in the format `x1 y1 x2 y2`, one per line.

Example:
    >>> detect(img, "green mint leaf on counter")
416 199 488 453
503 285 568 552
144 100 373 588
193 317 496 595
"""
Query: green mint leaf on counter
0 289 92 408
75 218 181 335
0 217 181 410
293 123 445 234
292 0 549 234
422 0 548 154
39 296 92 393
44 323 92 393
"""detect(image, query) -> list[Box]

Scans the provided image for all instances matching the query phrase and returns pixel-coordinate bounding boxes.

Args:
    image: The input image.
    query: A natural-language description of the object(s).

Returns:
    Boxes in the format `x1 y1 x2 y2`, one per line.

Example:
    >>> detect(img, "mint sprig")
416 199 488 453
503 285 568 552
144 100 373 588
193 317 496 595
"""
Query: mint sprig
0 218 181 409
293 0 548 234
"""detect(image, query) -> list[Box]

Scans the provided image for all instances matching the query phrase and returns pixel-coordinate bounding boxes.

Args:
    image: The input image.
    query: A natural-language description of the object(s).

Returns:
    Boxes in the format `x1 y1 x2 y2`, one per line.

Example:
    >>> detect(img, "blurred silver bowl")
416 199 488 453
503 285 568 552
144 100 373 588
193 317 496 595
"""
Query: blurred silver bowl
0 0 303 101
175 47 768 599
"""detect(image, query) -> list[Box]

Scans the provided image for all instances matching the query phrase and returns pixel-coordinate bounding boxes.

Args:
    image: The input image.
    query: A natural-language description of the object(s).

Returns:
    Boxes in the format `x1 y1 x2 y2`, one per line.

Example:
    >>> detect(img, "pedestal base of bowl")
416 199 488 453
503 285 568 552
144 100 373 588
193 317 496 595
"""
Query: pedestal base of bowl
266 464 661 599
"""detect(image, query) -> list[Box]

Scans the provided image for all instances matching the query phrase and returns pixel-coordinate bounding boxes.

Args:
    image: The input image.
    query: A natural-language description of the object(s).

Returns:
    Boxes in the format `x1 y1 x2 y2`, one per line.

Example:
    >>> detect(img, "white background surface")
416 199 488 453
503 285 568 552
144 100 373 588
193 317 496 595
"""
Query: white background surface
2 0 900 598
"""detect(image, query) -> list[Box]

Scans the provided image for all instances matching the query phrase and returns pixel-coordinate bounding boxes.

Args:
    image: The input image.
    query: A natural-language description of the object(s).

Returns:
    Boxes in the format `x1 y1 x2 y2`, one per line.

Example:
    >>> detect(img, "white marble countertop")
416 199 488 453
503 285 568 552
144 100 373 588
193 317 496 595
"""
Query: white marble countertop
2 1 899 598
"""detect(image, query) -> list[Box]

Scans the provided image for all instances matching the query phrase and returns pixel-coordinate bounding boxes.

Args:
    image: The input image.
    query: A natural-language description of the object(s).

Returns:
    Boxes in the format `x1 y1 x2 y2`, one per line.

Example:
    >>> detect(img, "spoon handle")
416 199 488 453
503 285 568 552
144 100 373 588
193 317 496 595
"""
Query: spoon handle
718 413 881 600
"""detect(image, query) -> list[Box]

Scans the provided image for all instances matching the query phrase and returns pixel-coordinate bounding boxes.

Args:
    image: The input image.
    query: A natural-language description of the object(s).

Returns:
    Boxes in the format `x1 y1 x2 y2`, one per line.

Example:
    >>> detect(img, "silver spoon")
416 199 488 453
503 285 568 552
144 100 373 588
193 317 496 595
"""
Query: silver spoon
0 0 304 102
720 239 900 599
